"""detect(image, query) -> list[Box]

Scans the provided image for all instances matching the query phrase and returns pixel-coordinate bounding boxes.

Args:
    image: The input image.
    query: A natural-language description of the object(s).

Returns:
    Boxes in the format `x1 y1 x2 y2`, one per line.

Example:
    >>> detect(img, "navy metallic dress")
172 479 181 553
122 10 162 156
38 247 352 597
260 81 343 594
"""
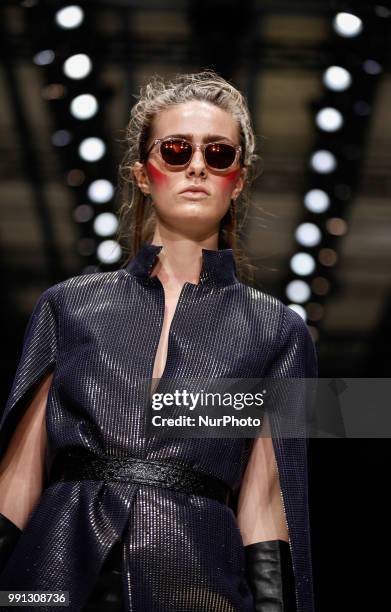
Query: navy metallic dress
0 242 317 612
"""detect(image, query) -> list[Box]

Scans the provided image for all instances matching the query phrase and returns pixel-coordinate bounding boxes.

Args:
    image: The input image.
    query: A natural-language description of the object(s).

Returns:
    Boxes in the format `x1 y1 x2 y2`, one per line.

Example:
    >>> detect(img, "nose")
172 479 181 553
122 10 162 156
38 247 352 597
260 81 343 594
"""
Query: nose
185 146 207 178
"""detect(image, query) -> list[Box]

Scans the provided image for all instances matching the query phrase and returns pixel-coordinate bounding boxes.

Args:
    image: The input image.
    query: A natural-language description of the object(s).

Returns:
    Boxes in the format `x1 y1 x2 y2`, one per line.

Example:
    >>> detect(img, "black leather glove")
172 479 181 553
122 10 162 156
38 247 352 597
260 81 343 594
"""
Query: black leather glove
244 539 297 612
0 512 22 574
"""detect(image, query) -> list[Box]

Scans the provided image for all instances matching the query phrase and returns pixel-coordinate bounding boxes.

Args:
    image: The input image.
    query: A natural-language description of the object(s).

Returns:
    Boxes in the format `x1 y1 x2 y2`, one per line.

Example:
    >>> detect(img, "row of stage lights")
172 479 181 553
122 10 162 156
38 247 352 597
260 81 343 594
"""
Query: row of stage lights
286 7 390 336
32 4 122 269
29 3 389 281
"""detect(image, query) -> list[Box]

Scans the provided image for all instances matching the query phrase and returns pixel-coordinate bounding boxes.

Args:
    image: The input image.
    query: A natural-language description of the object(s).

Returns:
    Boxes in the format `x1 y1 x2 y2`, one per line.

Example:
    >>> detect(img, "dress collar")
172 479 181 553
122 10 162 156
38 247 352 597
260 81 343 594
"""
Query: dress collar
125 241 238 288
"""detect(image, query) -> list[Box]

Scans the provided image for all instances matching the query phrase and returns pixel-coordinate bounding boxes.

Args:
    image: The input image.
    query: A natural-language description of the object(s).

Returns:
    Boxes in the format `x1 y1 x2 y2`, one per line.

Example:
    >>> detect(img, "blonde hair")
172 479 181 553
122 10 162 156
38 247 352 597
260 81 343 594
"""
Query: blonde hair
116 69 261 284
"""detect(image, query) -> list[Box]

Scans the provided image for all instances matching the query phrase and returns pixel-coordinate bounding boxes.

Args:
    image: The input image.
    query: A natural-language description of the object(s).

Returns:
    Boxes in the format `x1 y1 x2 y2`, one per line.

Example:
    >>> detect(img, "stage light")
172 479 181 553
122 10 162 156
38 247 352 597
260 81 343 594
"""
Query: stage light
310 150 337 173
66 169 85 187
353 100 371 116
304 189 330 213
73 204 94 223
326 217 348 236
306 302 324 322
295 223 321 247
97 240 122 264
315 107 343 132
93 213 118 237
311 276 330 296
87 179 114 203
286 280 311 304
323 66 352 91
375 5 391 18
70 94 98 120
55 5 84 29
41 84 66 100
290 253 316 276
79 137 106 162
33 49 55 65
52 129 72 146
287 304 307 321
362 59 382 75
63 53 92 79
333 12 363 37
318 248 338 267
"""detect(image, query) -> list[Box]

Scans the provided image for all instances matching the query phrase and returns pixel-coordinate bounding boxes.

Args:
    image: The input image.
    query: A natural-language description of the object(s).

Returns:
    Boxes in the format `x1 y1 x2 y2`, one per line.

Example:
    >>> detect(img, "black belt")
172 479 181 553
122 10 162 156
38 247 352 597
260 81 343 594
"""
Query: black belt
49 447 232 505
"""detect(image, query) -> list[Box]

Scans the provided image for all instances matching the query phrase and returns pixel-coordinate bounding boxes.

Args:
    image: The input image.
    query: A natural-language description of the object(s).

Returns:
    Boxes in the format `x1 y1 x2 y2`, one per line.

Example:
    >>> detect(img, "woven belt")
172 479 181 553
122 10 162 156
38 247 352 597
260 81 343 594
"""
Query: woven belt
49 447 232 505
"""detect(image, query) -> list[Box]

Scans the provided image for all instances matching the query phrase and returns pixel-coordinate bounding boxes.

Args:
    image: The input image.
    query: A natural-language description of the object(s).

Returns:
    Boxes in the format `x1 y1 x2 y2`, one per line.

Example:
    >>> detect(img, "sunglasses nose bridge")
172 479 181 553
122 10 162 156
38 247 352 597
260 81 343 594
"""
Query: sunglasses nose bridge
189 144 207 167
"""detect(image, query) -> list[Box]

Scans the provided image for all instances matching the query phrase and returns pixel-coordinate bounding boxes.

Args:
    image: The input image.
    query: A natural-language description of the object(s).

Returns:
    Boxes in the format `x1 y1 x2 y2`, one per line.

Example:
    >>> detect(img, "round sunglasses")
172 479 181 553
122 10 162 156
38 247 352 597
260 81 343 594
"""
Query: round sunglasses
145 137 243 171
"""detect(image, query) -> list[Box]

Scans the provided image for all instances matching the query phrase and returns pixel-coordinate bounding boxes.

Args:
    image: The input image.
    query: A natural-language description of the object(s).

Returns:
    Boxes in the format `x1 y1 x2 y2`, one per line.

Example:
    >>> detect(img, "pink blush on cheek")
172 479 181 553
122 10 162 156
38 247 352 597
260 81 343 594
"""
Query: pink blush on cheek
219 168 241 186
146 161 168 186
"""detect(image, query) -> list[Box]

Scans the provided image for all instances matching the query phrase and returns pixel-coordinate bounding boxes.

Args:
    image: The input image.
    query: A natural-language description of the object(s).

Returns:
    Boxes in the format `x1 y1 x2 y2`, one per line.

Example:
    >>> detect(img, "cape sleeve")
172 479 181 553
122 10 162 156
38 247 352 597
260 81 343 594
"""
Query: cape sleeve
267 305 318 378
0 285 60 464
265 305 318 612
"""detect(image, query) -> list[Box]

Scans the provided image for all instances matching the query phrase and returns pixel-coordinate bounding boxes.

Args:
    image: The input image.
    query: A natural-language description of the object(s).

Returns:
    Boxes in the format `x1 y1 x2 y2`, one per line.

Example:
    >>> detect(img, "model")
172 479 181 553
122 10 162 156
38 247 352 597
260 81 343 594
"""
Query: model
0 70 317 612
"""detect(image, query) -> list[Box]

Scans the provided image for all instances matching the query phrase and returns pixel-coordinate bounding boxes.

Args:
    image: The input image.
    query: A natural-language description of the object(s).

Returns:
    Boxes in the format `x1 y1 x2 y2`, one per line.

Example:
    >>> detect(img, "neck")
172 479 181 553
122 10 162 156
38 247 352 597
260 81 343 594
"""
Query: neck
125 240 238 289
149 232 221 290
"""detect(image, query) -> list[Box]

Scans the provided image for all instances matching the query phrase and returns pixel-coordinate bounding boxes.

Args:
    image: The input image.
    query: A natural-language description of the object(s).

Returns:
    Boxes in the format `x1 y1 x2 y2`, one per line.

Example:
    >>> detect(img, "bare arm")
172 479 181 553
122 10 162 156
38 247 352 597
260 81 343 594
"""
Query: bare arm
0 371 52 530
237 412 288 545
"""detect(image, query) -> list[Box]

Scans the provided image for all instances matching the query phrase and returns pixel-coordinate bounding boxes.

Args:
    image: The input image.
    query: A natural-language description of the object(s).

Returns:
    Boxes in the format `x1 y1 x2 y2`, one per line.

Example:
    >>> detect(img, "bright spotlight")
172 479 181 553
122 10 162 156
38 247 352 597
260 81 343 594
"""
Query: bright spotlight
286 280 311 304
63 54 92 79
93 213 119 237
304 189 330 213
79 137 106 162
310 150 337 174
295 223 322 247
315 107 344 132
55 5 84 29
323 66 352 91
87 179 114 203
97 240 122 264
70 94 98 120
333 12 363 37
290 253 316 276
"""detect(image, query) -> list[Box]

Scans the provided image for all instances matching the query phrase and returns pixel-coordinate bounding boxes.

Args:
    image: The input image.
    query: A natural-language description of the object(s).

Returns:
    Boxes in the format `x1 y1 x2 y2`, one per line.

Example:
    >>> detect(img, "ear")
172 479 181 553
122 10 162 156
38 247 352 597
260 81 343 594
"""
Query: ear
232 166 248 200
133 161 151 196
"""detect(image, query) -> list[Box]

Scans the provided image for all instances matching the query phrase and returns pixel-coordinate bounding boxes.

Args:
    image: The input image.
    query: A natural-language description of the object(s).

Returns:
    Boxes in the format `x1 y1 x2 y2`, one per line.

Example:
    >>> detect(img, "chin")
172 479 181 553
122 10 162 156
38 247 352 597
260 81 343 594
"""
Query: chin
161 201 209 216
165 210 220 231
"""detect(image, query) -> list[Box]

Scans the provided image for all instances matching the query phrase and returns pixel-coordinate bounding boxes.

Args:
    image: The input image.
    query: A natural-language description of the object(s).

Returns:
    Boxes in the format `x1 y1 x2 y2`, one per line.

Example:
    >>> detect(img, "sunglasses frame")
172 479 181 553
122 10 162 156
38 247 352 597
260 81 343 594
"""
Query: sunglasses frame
145 136 243 172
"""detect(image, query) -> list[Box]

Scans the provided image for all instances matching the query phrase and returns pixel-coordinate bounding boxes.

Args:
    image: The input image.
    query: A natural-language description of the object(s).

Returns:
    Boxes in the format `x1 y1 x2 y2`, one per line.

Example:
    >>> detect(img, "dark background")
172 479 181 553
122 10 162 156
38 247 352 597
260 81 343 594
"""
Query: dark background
1 1 390 609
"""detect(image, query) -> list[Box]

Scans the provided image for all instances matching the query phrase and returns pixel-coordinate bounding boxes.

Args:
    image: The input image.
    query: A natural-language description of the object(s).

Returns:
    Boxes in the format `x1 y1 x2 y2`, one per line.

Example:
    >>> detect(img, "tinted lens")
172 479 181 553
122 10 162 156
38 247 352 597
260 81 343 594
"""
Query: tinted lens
160 139 192 165
205 143 237 169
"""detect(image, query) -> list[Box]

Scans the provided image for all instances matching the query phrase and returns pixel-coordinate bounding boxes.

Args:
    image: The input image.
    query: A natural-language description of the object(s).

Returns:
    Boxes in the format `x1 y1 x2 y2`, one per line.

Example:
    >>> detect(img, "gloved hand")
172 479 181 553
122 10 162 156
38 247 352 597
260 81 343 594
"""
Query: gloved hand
244 539 297 612
0 512 22 574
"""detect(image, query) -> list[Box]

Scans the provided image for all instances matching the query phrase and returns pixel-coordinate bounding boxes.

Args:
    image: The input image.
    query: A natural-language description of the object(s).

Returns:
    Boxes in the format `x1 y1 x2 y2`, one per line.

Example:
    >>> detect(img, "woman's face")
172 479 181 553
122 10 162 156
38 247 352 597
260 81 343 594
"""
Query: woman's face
133 100 247 238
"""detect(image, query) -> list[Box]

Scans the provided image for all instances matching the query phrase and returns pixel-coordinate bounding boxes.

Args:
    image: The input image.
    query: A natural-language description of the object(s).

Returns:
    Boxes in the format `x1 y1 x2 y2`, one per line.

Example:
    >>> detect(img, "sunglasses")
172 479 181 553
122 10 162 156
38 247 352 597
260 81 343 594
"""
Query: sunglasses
145 137 243 171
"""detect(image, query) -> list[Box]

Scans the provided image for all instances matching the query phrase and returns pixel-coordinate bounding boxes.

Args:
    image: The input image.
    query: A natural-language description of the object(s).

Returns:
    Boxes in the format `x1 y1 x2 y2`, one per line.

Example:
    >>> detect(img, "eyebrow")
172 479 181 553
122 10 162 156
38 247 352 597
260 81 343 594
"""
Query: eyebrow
163 133 233 143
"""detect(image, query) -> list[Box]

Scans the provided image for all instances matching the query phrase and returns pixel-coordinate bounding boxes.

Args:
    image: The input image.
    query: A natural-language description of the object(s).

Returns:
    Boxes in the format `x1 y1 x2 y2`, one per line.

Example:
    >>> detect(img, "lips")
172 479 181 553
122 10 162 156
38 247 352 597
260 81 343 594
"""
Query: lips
180 187 209 195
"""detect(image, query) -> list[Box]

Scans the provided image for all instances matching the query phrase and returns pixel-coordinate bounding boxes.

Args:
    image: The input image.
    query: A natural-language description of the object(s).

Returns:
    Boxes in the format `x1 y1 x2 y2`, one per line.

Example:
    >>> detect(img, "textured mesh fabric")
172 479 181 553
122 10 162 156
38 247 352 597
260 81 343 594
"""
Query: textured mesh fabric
0 241 317 612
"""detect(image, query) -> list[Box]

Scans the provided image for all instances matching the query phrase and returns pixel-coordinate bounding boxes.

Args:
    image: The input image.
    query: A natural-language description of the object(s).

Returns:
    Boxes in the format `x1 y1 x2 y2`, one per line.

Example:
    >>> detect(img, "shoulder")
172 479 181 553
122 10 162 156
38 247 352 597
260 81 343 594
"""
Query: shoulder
235 284 319 376
234 281 307 339
36 269 127 310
